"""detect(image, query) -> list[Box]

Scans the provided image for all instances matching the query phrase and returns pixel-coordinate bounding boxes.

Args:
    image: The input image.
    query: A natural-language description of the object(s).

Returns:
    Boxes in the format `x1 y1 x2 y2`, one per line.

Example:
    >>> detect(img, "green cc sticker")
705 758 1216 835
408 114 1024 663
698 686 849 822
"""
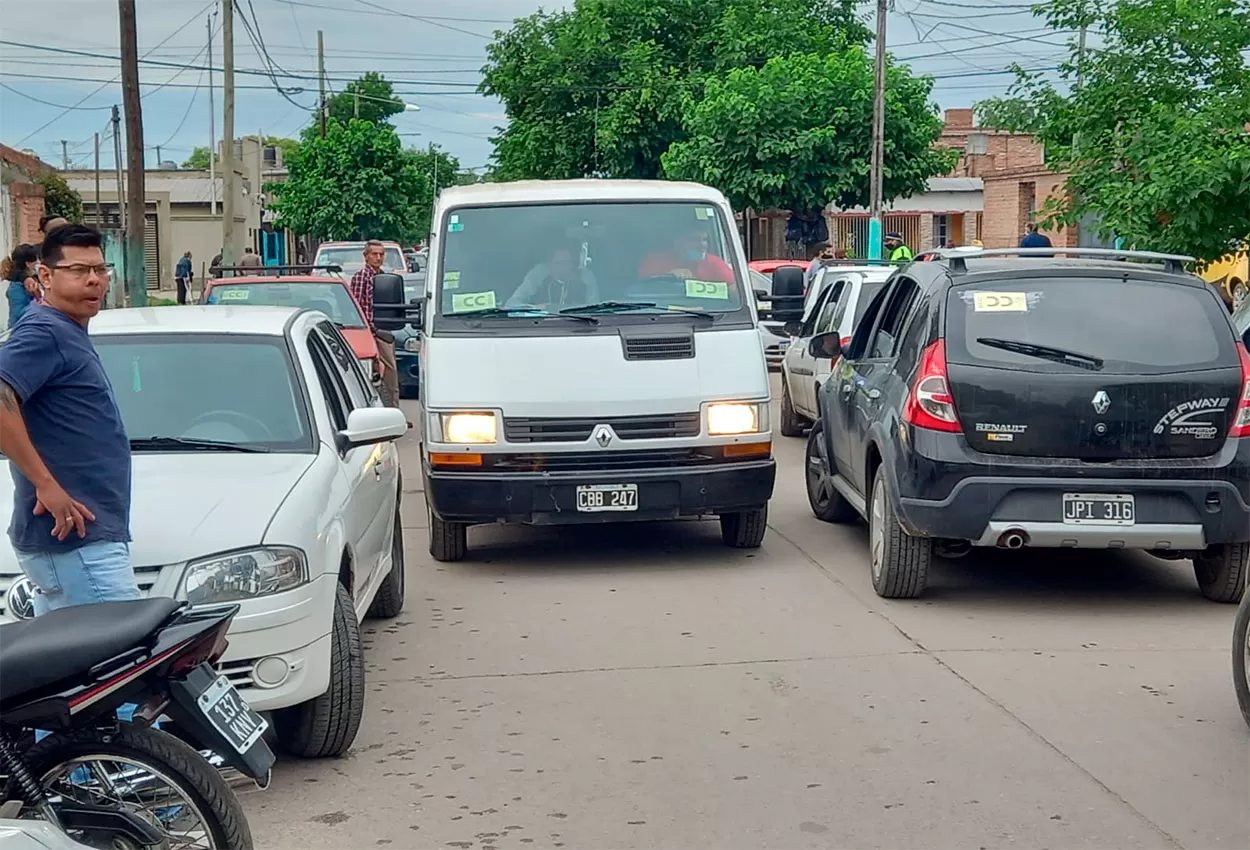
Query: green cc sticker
451 290 497 312
219 288 249 301
685 279 729 300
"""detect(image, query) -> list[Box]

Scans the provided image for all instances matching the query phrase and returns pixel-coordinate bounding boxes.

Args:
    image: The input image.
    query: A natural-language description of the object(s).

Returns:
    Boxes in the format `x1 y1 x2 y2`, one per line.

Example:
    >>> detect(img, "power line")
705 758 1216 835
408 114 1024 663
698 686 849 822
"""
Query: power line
277 0 510 26
348 0 497 39
0 83 114 111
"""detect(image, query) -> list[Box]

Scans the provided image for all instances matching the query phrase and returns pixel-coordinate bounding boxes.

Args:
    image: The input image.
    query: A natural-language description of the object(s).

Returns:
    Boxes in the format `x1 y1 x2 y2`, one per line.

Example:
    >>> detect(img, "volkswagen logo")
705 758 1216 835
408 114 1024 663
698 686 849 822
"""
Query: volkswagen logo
593 426 613 448
1092 390 1111 415
5 577 36 620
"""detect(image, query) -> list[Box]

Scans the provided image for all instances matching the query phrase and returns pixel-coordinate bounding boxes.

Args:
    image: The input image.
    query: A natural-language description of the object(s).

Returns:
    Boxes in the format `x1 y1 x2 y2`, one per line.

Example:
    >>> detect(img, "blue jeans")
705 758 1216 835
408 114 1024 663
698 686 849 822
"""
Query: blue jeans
15 541 139 614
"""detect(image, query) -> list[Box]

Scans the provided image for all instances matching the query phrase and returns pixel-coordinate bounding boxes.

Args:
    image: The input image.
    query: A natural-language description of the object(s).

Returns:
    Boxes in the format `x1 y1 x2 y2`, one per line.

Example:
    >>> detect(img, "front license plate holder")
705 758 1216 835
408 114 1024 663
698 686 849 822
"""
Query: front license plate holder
1062 493 1135 526
196 674 268 755
576 483 639 512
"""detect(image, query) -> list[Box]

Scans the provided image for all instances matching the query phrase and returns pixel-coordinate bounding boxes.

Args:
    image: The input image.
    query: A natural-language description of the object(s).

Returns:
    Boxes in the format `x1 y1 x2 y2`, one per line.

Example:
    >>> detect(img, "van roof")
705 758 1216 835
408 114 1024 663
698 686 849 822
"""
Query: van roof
438 179 730 207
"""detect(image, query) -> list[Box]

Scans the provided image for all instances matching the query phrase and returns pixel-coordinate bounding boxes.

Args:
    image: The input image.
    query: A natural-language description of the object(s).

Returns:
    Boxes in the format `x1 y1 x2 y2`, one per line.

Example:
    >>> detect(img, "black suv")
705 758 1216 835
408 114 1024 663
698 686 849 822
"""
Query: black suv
798 248 1250 601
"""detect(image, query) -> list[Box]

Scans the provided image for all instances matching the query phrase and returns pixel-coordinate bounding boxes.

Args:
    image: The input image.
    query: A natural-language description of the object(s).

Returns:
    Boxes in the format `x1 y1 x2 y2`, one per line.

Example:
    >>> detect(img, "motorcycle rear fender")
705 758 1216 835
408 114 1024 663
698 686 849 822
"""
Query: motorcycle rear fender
166 664 276 783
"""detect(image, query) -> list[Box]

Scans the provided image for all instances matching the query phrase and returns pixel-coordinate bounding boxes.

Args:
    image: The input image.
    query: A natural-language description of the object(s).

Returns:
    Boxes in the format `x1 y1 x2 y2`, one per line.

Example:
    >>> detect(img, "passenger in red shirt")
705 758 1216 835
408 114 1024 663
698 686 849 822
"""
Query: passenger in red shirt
639 228 735 283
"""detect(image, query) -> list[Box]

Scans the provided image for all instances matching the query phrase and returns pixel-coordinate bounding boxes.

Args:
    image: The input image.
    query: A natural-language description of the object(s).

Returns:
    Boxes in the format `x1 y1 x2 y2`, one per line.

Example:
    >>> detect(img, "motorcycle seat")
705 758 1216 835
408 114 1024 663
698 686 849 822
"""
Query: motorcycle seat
0 598 181 706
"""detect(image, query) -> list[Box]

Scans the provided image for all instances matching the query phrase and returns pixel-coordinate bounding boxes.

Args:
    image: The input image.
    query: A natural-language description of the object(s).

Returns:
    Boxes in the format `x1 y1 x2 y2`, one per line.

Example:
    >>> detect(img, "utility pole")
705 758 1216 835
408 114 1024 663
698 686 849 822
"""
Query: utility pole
222 0 238 267
93 132 101 226
154 145 161 166
111 106 125 231
317 30 327 137
119 0 147 307
354 90 360 119
207 12 217 216
867 0 889 262
60 140 69 170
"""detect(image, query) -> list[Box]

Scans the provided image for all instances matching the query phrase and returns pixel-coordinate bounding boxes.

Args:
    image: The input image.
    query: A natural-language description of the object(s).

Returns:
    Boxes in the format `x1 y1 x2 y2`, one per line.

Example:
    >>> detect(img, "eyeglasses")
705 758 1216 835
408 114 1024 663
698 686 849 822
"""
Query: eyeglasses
50 263 114 278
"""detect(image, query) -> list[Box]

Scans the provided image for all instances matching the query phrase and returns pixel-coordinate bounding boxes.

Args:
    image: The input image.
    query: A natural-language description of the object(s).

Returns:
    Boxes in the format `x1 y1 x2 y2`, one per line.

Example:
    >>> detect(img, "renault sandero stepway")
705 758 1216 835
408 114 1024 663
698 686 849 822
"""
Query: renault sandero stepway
373 180 802 561
801 248 1250 601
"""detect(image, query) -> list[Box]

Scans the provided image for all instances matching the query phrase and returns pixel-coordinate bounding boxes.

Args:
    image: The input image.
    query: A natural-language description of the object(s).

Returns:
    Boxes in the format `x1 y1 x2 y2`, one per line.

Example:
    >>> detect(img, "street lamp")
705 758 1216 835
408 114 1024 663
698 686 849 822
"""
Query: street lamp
403 102 421 113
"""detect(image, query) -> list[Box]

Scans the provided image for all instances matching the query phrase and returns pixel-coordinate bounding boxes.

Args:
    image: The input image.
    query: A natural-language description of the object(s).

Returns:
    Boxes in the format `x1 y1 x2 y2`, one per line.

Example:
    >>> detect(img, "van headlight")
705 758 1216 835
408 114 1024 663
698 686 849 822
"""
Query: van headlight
441 412 497 444
180 547 309 606
707 402 765 435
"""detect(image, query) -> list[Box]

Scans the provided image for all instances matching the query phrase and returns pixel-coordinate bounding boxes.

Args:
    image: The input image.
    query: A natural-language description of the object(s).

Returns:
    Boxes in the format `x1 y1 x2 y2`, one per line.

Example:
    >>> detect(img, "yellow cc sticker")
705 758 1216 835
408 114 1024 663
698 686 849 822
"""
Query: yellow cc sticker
451 290 497 312
219 288 250 301
972 291 1028 312
685 279 729 300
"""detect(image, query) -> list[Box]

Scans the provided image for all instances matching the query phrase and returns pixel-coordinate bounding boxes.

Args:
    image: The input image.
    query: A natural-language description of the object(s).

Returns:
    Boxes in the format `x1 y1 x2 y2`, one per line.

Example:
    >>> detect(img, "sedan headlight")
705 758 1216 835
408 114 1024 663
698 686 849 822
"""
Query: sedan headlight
403 335 420 353
180 547 308 606
707 402 765 436
441 412 497 444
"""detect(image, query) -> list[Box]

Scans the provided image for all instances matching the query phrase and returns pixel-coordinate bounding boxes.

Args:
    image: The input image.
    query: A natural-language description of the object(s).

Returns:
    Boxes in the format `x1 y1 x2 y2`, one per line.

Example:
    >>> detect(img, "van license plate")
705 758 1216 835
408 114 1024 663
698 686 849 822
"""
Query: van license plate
1062 493 1135 526
576 484 638 512
196 674 268 755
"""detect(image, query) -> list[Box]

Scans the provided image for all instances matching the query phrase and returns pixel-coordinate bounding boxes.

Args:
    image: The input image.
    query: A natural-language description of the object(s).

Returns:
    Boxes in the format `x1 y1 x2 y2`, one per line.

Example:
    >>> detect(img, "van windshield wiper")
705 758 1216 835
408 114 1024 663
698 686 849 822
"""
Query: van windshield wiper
451 306 597 324
130 436 270 453
976 337 1104 371
561 301 714 321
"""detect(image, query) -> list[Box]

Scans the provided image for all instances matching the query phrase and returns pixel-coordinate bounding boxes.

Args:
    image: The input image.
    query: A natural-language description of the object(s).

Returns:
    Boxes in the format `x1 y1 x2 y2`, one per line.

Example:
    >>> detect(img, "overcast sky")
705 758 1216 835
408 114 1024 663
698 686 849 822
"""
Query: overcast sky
0 0 1072 172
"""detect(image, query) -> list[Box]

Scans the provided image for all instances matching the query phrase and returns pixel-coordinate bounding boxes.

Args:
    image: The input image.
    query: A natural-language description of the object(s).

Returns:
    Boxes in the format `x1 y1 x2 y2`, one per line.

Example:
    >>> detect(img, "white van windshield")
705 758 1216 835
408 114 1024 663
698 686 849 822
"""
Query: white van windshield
436 202 746 319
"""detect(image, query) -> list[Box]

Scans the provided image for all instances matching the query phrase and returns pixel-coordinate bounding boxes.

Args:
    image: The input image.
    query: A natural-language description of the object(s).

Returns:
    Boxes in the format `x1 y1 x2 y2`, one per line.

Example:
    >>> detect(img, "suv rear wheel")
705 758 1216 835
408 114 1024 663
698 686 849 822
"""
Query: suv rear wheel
868 465 930 599
1232 593 1250 729
1194 542 1248 603
779 377 805 437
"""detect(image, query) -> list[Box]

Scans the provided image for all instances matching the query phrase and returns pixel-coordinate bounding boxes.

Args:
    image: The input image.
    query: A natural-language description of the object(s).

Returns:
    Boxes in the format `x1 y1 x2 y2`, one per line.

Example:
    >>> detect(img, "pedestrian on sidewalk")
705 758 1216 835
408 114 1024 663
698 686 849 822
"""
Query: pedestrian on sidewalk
239 246 262 269
3 244 41 329
175 251 193 304
350 240 400 407
1020 223 1052 248
0 224 137 615
805 242 833 288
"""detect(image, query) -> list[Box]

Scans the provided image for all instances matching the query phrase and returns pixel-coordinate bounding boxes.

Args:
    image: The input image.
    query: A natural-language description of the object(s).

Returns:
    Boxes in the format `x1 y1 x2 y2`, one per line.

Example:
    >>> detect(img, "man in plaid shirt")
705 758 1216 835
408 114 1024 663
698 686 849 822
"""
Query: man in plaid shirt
350 240 400 406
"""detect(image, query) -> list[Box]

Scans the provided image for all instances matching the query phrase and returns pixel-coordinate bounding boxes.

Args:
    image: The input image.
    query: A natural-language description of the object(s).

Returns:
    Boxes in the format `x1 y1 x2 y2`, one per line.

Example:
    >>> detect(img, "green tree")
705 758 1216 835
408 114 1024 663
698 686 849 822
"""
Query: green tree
36 170 83 222
481 0 870 181
266 119 425 242
663 51 956 214
327 72 404 125
975 0 1250 264
182 146 211 169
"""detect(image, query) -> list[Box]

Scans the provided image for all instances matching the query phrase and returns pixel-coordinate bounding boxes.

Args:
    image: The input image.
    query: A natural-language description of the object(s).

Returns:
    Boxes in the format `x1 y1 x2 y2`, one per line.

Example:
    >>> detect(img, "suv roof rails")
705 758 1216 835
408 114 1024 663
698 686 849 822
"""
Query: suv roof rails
215 264 344 276
923 247 1193 276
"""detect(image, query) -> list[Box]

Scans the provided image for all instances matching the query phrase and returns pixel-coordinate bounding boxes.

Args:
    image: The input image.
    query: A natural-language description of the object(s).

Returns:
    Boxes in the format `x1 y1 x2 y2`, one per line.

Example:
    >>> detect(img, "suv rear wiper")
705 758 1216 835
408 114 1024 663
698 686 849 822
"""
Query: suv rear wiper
453 306 597 324
561 301 714 321
130 436 270 453
976 337 1104 371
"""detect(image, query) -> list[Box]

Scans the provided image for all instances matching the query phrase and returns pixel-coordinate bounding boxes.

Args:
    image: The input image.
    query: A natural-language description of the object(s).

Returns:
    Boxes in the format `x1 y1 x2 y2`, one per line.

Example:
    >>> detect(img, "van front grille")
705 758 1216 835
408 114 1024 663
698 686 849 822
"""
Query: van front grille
504 412 700 443
622 335 695 360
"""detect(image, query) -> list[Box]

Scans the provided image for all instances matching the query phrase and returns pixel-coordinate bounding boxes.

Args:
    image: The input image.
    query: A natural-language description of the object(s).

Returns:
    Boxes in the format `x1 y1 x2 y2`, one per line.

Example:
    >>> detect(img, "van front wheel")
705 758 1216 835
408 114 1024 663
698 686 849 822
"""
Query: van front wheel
720 506 767 549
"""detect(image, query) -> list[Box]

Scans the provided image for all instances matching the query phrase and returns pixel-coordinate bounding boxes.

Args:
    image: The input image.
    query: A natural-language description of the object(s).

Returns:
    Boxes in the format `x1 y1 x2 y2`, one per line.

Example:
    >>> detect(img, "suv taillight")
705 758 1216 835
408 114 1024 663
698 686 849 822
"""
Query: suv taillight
1230 343 1250 438
903 340 961 433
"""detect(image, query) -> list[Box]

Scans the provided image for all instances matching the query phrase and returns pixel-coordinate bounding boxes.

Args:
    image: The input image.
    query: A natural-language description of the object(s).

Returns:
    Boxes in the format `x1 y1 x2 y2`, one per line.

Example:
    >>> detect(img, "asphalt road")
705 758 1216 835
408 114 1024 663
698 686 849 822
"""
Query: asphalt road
243 384 1249 850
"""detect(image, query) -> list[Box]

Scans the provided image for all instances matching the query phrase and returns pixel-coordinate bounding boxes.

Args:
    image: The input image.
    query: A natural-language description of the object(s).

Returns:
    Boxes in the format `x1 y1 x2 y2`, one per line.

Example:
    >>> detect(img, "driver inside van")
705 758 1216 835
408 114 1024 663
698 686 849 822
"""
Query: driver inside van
507 245 599 309
639 227 734 283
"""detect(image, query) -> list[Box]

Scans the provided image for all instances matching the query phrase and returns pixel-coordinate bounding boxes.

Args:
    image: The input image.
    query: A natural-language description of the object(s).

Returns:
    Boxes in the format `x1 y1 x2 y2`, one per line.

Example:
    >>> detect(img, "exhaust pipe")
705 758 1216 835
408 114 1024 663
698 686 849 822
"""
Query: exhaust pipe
997 529 1029 549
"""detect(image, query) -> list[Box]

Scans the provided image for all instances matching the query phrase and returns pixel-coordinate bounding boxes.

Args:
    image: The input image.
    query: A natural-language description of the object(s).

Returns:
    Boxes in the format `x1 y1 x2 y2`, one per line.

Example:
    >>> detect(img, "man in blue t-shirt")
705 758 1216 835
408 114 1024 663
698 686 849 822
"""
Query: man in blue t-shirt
0 223 136 615
1020 223 1053 248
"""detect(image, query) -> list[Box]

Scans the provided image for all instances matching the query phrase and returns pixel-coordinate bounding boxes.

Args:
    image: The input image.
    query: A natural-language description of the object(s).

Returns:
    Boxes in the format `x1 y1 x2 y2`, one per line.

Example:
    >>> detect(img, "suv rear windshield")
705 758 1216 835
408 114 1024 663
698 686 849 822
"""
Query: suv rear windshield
945 276 1236 374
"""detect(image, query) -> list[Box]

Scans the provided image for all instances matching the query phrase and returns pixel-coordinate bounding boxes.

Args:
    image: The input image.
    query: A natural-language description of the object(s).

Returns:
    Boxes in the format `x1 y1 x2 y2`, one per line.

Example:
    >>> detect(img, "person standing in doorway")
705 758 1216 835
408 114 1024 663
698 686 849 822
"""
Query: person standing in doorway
1020 222 1053 248
0 224 137 615
175 251 193 304
350 240 400 407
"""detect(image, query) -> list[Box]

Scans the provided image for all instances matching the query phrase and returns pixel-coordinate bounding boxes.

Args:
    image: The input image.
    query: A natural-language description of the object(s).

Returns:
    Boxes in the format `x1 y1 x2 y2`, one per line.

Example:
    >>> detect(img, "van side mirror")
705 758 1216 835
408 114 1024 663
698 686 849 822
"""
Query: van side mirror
372 273 420 331
769 266 806 322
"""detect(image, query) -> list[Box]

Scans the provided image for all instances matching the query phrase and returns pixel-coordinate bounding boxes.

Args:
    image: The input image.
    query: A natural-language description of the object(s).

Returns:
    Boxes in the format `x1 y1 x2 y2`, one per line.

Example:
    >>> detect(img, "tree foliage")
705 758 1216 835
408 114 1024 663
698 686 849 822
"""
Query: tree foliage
975 0 1250 263
180 136 297 170
481 0 871 182
663 51 955 213
402 144 463 241
327 71 404 125
266 119 426 243
37 169 83 222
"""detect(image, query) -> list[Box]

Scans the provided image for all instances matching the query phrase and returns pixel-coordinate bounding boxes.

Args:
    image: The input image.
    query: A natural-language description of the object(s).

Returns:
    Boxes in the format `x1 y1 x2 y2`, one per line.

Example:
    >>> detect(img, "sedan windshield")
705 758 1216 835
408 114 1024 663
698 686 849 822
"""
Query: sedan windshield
314 246 406 274
95 335 313 452
437 201 747 320
205 282 366 328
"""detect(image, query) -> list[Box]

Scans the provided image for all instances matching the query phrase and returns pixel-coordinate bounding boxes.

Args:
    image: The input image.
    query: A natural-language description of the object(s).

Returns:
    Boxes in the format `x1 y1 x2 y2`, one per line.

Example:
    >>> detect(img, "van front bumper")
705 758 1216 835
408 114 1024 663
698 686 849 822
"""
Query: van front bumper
425 458 776 525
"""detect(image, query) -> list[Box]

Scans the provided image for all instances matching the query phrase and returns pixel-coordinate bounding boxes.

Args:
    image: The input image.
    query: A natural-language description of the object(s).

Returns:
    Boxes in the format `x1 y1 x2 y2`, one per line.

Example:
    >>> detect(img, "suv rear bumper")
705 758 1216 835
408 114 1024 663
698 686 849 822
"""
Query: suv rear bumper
893 433 1250 549
425 459 776 526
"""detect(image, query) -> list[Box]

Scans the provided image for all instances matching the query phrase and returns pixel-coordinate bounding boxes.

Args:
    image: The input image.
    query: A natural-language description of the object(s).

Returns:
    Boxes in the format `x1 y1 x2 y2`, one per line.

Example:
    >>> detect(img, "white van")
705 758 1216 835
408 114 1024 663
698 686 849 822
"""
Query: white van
373 180 801 561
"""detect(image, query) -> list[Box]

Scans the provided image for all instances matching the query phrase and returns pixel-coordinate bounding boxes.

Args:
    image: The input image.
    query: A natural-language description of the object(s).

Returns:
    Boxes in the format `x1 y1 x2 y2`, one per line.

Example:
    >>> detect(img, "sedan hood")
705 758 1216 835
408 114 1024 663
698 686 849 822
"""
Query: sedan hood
0 453 315 570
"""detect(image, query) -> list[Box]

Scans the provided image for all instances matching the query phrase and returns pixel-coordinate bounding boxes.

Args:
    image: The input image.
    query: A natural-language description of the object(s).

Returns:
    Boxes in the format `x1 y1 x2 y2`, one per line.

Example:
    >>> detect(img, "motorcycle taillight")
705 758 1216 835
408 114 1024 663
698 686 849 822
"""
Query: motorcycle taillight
168 627 231 678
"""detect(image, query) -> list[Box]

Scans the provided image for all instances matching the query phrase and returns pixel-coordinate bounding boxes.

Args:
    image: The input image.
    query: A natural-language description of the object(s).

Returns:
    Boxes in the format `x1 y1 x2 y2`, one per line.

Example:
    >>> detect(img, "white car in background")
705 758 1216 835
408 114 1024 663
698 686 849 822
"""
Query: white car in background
779 265 895 436
0 306 410 759
750 268 789 369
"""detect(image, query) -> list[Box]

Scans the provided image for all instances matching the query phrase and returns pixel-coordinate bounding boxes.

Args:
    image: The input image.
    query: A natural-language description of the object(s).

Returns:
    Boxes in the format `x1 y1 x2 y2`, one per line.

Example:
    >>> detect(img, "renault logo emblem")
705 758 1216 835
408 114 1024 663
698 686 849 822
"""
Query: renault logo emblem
1092 390 1111 415
5 577 36 620
593 426 613 448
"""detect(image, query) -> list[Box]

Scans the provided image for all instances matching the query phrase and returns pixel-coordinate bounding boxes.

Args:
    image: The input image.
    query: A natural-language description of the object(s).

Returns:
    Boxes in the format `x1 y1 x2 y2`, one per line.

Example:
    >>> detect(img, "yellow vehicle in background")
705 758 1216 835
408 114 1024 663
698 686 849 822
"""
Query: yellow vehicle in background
1200 246 1249 311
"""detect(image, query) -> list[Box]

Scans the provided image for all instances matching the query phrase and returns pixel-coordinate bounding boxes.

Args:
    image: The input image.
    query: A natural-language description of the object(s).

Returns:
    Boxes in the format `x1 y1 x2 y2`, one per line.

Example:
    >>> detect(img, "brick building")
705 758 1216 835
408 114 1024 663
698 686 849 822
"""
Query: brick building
0 144 48 258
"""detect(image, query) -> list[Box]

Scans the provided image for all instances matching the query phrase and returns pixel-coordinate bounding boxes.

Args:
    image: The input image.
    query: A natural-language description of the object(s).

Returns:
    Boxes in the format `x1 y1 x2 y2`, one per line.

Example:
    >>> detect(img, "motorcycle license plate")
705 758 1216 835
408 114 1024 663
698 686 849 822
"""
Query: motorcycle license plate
195 675 268 755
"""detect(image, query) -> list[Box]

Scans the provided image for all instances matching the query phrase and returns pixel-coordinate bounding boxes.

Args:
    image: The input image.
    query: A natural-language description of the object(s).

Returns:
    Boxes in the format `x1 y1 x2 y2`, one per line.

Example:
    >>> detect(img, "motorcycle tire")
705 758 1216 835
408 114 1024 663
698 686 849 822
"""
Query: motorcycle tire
23 723 253 850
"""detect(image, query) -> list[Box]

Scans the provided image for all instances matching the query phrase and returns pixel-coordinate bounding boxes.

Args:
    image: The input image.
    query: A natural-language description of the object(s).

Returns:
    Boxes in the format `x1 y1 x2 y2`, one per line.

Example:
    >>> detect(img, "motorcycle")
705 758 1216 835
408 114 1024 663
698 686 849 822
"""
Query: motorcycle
1233 588 1250 730
0 598 275 849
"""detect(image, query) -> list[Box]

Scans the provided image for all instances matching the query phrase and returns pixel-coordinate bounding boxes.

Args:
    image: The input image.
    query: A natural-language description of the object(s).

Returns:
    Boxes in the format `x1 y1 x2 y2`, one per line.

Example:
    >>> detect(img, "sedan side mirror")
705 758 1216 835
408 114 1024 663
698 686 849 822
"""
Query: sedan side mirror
338 406 408 451
808 331 842 360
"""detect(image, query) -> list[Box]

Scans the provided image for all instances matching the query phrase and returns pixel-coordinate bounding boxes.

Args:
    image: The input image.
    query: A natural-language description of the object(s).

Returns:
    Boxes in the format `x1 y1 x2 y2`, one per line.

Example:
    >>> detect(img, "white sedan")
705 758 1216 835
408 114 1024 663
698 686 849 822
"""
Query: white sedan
0 306 409 759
